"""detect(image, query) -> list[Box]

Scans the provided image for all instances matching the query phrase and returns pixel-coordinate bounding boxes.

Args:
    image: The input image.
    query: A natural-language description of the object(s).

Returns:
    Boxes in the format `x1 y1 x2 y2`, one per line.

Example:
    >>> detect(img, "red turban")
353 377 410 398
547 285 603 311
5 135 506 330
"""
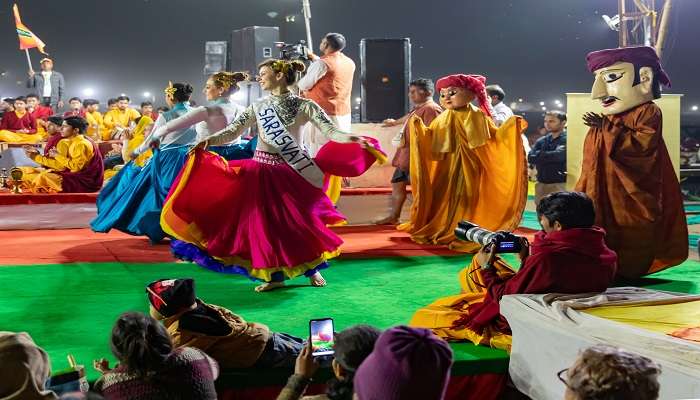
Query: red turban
435 74 492 117
586 46 671 87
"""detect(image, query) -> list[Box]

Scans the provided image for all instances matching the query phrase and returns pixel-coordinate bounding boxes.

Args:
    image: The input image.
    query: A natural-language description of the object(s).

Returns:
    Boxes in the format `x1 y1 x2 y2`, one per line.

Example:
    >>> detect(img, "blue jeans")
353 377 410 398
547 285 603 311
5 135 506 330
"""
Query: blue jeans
254 332 304 368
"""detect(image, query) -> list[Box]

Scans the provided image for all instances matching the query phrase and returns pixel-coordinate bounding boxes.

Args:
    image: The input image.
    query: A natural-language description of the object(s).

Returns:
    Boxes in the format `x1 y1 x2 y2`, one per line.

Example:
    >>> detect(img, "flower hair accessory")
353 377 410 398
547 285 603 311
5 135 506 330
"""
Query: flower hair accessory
272 60 291 74
213 75 232 91
164 81 177 97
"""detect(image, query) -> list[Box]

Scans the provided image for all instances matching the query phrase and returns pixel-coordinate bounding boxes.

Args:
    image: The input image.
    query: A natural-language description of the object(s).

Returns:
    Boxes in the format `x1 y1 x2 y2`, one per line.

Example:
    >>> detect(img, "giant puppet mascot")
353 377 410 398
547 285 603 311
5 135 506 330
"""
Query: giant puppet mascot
397 74 528 251
576 46 687 278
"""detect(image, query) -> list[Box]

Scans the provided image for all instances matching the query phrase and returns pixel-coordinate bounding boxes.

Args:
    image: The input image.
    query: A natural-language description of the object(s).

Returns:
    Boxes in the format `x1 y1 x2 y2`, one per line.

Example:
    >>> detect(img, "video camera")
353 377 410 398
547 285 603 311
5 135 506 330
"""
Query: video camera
275 40 310 62
454 221 524 253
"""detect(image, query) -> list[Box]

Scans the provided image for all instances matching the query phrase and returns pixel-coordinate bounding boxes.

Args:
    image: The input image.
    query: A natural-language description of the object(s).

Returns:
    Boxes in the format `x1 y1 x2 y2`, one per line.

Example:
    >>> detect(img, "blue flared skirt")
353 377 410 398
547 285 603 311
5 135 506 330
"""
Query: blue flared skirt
90 147 189 243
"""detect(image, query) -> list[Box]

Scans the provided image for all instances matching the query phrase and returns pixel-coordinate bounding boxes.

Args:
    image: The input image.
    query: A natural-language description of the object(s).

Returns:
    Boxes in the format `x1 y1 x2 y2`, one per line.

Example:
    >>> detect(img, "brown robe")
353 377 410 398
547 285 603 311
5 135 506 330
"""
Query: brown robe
575 101 688 278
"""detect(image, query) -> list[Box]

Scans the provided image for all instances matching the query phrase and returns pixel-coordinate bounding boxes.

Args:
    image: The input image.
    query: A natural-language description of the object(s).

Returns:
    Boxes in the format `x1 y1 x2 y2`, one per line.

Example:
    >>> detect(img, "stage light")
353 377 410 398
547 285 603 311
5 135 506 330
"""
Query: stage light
120 93 127 97
143 91 151 98
355 97 361 104
541 106 547 111
82 88 95 97
556 103 563 108
518 98 523 102
539 101 545 106
692 105 699 112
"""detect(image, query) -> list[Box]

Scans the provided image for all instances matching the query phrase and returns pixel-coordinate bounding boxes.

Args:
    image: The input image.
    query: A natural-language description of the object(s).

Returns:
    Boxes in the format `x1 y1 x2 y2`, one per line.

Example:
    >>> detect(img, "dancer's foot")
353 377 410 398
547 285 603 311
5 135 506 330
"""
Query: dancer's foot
255 281 285 292
310 272 327 287
373 215 399 225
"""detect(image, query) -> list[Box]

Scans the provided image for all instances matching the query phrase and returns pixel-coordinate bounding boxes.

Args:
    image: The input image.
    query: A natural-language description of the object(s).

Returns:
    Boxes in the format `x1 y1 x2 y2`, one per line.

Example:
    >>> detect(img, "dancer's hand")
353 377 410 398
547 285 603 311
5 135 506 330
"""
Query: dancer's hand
582 112 604 129
294 339 320 379
350 136 368 149
382 118 397 127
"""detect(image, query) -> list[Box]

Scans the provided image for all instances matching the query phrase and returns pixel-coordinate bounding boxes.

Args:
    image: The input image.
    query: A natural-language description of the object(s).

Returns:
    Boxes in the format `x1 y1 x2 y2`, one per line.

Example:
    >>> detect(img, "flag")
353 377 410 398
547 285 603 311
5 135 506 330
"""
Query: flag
13 3 47 54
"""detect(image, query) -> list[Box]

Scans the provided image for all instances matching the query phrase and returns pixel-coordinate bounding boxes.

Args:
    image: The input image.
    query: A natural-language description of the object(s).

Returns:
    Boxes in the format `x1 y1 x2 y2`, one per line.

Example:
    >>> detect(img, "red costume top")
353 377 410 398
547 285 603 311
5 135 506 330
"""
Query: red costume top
63 109 87 118
464 227 618 333
0 111 37 133
30 105 53 121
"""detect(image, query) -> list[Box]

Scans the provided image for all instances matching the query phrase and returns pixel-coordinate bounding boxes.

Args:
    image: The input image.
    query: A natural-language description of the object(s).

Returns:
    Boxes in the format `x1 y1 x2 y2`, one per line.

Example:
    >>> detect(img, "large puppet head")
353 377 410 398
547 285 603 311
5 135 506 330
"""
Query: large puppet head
586 46 671 115
435 74 492 116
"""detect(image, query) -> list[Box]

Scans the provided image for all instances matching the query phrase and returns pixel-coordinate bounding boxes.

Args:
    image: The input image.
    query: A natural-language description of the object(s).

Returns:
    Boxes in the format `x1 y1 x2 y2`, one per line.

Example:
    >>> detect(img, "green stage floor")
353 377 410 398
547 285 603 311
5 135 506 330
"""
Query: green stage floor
1 255 699 381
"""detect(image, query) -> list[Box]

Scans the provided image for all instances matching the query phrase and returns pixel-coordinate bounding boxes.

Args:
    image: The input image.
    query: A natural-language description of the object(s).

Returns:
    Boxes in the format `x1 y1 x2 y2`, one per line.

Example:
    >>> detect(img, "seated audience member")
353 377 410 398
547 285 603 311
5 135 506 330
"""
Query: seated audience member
0 331 58 400
103 116 154 180
83 99 105 141
139 101 158 121
156 106 170 114
22 116 104 193
0 97 14 119
375 78 442 225
0 96 41 143
27 93 53 132
353 326 453 400
93 312 219 400
63 97 86 118
411 191 618 350
107 98 118 111
103 96 140 140
561 344 661 400
278 325 382 400
44 115 65 154
147 278 304 369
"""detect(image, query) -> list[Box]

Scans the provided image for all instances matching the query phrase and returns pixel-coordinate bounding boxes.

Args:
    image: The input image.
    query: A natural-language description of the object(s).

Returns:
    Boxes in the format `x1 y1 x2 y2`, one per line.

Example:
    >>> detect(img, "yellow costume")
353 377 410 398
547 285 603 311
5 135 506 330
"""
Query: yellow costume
103 116 154 180
0 110 44 144
85 110 106 141
21 135 95 192
398 104 528 252
103 108 140 140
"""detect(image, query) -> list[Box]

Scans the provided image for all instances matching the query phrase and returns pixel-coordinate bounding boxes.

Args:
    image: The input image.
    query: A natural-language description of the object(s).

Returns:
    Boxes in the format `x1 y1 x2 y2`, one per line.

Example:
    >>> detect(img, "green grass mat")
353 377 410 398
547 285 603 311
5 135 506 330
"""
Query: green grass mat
1 255 697 382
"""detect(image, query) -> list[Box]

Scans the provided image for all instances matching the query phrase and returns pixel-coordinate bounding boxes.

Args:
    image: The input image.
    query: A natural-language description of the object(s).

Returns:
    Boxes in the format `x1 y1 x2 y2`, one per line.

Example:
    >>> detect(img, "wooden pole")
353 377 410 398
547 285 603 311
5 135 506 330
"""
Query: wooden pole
619 0 628 47
24 48 33 72
656 0 673 57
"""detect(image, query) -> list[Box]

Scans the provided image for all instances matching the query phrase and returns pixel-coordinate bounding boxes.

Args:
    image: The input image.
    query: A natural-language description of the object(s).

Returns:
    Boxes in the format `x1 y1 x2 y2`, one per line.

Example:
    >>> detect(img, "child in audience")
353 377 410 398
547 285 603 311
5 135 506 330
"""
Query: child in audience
278 325 382 400
0 331 58 400
353 326 453 400
63 98 86 118
83 99 104 141
561 344 661 400
0 96 40 143
93 312 219 400
147 278 304 369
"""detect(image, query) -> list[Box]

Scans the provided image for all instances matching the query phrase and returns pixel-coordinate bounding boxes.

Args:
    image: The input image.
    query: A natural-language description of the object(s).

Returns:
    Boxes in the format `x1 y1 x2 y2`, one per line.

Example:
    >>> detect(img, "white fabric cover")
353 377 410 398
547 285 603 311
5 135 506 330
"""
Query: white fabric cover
501 287 700 400
0 204 96 230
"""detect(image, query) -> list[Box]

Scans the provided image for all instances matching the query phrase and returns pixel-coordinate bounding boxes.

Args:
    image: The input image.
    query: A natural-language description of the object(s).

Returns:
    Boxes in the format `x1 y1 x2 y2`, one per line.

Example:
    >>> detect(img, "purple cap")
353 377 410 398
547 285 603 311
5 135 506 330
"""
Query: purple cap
586 46 671 87
354 326 453 400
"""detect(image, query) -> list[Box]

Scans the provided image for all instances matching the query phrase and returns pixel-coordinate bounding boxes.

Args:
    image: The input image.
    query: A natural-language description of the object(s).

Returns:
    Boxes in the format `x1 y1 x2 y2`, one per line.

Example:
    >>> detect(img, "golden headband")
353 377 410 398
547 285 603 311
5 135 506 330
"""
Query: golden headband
164 81 177 97
212 75 233 91
271 60 291 74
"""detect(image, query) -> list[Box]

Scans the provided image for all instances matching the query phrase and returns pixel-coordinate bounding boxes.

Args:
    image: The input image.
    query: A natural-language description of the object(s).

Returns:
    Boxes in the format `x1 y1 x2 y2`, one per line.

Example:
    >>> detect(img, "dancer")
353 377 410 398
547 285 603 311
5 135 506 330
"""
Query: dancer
103 115 154 181
91 82 197 242
161 58 383 292
398 74 528 251
139 71 256 160
576 46 687 278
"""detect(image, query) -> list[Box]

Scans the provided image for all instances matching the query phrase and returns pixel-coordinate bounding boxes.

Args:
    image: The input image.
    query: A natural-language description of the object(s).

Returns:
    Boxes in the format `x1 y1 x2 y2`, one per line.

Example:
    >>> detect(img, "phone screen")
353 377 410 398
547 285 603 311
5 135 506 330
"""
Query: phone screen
310 318 335 357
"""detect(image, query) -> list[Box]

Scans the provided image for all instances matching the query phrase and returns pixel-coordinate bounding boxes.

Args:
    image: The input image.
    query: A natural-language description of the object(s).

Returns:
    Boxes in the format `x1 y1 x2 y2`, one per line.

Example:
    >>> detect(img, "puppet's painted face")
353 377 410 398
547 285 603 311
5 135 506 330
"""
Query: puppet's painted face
439 87 475 110
591 61 654 115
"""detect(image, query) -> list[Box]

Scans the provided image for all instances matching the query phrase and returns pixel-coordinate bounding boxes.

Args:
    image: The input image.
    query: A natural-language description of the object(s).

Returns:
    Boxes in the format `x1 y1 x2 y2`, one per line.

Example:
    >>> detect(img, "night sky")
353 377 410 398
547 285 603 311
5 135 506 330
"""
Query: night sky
0 0 698 114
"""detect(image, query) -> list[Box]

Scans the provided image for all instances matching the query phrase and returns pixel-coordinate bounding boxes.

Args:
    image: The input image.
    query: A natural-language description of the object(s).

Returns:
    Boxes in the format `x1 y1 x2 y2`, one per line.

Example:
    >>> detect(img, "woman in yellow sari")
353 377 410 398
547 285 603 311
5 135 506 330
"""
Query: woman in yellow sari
103 115 154 180
398 74 528 252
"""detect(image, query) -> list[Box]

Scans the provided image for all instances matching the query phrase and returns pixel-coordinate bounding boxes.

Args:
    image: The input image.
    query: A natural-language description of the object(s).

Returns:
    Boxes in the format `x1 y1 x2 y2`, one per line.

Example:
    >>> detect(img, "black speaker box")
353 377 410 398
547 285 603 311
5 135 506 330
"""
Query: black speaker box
360 38 412 122
230 26 280 76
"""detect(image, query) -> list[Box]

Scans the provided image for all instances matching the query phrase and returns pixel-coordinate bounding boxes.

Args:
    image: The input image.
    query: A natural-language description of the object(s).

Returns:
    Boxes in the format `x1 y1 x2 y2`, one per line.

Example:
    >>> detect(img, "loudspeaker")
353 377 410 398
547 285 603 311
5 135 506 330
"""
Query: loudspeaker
204 41 228 75
230 26 280 76
360 38 411 122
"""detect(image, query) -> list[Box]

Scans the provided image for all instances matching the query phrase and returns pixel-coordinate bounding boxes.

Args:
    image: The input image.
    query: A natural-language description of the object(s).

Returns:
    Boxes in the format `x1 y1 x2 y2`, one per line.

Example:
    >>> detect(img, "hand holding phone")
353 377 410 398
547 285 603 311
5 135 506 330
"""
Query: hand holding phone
294 339 320 379
309 318 335 357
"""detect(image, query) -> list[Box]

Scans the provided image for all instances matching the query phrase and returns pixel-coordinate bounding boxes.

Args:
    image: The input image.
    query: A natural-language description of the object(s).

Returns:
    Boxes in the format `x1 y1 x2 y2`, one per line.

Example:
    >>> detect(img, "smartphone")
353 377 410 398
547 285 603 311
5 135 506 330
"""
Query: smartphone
309 318 335 357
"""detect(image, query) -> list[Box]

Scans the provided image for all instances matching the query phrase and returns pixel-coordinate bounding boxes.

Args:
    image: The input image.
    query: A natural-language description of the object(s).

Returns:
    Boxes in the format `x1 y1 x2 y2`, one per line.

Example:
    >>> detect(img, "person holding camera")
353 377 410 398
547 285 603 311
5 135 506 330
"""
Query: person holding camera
411 191 617 351
299 33 355 203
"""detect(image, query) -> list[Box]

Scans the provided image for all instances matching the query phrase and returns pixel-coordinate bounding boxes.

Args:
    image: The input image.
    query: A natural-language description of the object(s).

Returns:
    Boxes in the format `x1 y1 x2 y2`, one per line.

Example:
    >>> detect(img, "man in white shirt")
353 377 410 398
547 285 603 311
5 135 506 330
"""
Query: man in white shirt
298 33 356 157
486 84 530 153
27 58 65 111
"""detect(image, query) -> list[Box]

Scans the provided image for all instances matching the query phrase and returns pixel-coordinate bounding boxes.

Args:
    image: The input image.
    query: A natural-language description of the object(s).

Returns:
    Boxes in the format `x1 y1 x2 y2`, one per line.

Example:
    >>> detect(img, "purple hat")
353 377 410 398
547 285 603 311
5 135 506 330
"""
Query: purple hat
586 46 671 87
354 326 453 400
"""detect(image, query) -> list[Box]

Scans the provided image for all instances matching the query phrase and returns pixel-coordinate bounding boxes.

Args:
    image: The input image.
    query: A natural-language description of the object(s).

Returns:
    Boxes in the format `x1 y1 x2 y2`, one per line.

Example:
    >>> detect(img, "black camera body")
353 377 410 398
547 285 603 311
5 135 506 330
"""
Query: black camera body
454 221 523 253
275 41 310 62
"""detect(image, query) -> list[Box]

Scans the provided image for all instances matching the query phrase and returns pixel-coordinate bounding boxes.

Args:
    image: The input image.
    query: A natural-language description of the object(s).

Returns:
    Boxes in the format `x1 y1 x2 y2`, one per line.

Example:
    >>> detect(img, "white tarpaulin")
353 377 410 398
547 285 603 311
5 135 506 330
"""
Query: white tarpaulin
501 287 700 400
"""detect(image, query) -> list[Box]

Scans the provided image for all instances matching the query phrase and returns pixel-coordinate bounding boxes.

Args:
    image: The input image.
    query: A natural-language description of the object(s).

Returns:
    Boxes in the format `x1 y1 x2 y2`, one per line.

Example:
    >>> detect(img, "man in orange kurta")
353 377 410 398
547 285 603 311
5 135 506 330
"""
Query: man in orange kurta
398 74 528 252
576 46 687 278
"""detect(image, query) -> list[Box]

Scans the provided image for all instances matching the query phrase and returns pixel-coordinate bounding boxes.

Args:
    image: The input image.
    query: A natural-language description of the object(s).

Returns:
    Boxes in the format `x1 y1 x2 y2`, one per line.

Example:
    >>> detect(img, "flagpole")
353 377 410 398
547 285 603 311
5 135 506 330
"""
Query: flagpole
24 49 33 72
